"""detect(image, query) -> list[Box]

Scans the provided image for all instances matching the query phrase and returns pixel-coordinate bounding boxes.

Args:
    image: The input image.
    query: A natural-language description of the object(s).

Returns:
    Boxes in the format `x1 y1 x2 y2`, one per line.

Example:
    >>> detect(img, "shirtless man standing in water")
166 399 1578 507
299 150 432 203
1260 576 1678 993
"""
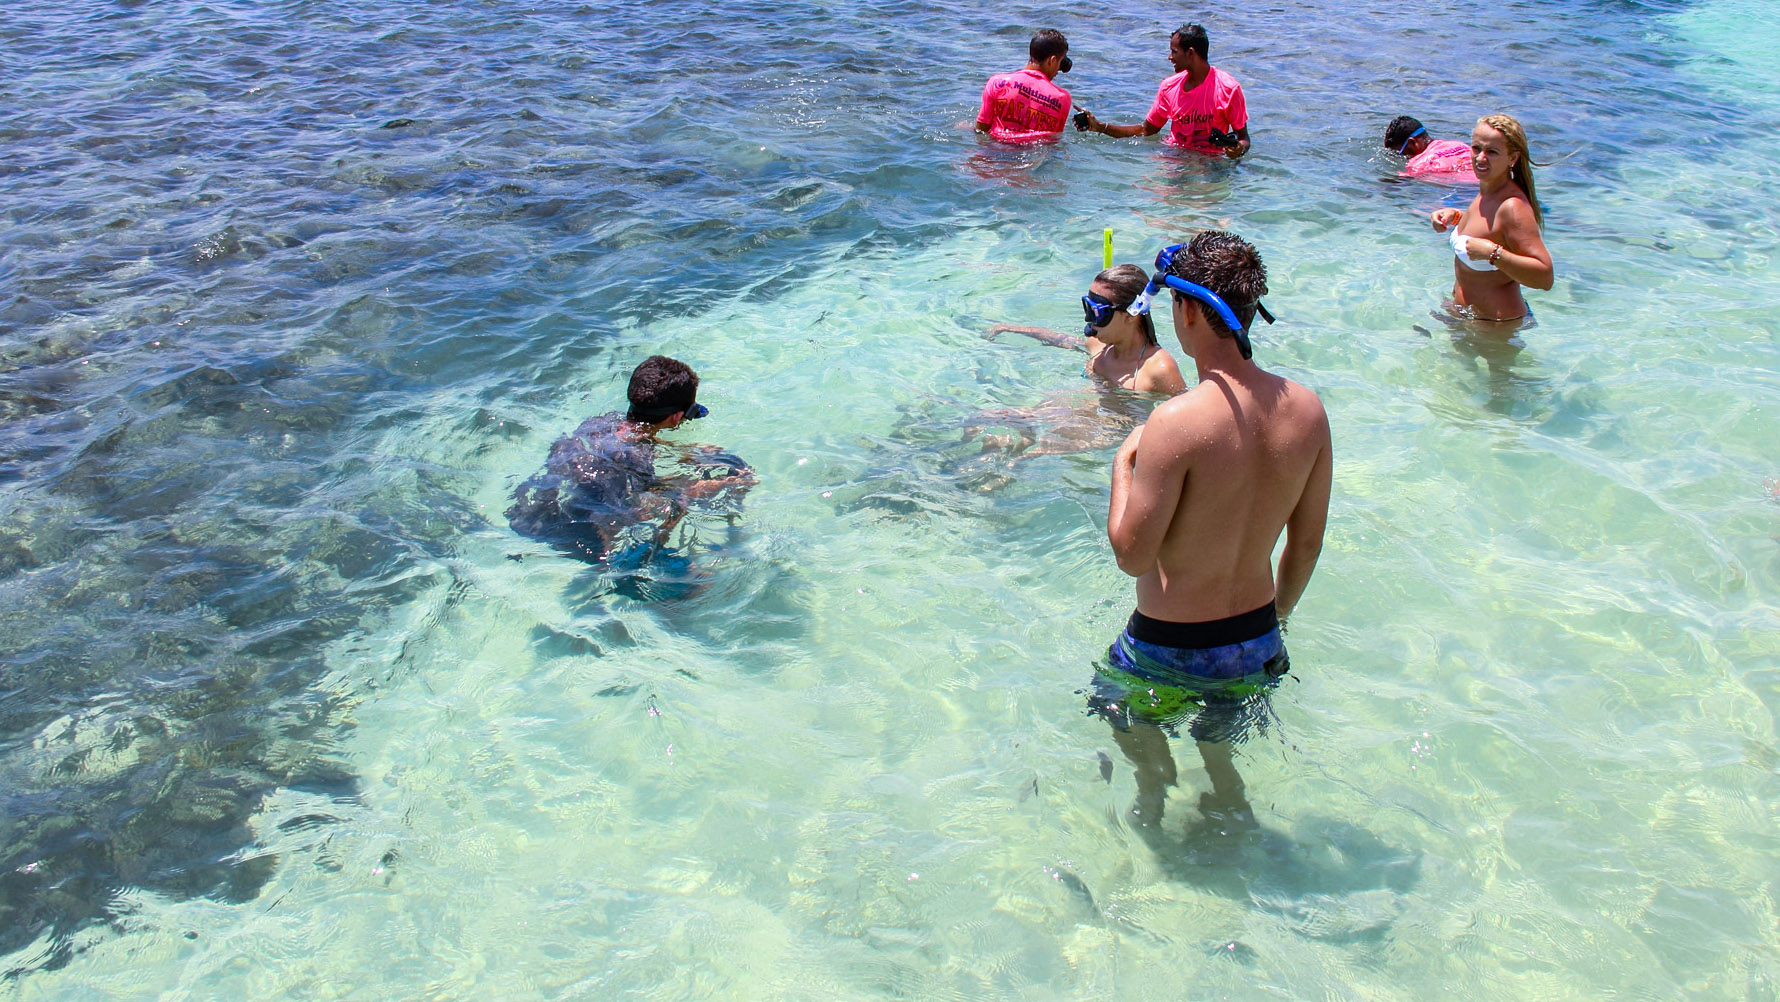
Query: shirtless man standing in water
1091 232 1331 835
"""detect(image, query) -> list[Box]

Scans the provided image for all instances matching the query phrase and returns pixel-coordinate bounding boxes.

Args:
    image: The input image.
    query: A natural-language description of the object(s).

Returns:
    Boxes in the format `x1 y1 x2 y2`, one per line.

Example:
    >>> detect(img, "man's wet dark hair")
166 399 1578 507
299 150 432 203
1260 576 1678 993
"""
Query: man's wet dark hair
626 355 699 423
1168 231 1268 336
1172 23 1209 60
1384 115 1423 151
1030 29 1068 63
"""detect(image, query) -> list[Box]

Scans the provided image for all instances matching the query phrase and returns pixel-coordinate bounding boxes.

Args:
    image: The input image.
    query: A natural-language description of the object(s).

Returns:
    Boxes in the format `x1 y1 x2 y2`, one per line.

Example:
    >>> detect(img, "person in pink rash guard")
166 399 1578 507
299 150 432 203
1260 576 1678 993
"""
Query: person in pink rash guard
1384 116 1476 182
976 29 1073 143
1076 24 1249 158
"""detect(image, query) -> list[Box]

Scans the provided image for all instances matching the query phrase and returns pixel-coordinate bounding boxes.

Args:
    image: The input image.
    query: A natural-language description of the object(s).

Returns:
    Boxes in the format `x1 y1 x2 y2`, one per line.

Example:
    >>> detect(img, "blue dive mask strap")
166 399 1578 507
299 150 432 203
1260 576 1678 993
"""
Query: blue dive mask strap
1126 284 1156 318
1125 241 1186 318
1397 125 1426 155
1158 274 1275 360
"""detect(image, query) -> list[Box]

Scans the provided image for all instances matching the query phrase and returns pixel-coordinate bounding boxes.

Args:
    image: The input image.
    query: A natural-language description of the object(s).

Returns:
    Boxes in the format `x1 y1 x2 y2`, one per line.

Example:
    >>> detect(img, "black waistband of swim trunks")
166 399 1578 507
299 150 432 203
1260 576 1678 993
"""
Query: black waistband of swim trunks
1127 603 1279 649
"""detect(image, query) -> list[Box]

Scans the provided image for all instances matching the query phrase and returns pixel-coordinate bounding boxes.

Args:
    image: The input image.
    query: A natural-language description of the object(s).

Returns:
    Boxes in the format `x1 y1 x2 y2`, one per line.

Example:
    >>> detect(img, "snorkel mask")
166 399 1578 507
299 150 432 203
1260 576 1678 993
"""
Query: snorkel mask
1081 290 1142 336
630 400 708 423
1128 243 1275 359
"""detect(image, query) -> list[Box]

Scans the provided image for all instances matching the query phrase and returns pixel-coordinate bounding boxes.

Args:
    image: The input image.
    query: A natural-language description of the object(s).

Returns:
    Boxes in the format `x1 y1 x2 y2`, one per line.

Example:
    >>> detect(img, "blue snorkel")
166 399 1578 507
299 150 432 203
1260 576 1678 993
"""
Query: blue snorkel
1130 243 1274 359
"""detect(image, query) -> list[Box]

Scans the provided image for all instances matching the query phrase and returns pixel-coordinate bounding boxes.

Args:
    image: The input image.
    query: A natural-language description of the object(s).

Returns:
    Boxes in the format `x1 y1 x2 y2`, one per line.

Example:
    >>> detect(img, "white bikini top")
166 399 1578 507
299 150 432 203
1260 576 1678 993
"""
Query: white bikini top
1450 227 1497 271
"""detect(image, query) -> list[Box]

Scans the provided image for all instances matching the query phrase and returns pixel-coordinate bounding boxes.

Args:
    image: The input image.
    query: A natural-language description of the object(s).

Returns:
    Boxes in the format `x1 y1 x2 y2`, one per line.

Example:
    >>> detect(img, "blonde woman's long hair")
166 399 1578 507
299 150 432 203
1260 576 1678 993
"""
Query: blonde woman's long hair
1479 113 1542 228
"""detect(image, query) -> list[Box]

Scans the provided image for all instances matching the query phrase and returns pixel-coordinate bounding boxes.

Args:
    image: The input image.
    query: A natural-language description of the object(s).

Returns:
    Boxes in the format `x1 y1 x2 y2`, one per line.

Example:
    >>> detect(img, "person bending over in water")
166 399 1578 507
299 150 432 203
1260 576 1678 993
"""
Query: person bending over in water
1383 115 1475 182
1429 114 1553 322
506 355 754 565
1075 24 1249 159
987 264 1187 395
1091 232 1331 836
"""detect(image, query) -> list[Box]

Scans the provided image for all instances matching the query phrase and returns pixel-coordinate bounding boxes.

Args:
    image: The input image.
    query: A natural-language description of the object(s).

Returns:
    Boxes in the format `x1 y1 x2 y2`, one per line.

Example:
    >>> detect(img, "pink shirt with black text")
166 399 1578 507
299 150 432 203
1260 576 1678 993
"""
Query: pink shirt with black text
977 68 1071 143
1144 66 1247 154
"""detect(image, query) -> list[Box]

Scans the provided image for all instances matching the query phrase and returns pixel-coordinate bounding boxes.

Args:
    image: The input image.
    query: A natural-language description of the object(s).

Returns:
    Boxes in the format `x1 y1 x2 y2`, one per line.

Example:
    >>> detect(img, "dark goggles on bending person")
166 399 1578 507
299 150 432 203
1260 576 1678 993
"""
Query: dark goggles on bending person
631 400 708 422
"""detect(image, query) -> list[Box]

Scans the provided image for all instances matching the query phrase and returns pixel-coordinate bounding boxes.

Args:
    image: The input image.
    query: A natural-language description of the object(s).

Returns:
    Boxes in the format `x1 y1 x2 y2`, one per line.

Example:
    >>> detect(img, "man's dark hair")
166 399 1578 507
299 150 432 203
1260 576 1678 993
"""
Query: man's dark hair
1168 231 1268 336
1030 28 1068 63
1172 23 1209 60
626 355 699 422
1384 115 1423 151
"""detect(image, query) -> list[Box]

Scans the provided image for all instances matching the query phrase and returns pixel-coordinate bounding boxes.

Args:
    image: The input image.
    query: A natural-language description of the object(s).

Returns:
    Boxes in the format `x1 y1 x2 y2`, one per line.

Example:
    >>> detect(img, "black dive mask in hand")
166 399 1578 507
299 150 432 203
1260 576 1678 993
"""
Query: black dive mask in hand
1206 127 1240 148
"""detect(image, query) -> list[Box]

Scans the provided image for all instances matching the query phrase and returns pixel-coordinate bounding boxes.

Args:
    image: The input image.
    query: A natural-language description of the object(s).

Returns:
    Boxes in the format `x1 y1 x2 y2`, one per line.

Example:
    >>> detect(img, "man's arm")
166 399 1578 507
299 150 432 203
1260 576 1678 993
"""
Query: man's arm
1078 110 1161 139
1106 409 1191 577
1227 125 1250 159
1223 84 1250 159
975 77 999 133
1274 413 1332 621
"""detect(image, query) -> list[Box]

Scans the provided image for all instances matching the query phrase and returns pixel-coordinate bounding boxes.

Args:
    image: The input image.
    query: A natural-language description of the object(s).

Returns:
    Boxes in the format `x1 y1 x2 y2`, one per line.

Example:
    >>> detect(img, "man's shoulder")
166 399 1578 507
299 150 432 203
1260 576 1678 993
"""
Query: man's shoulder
1275 374 1331 440
1147 377 1227 426
1156 69 1191 93
1210 65 1244 92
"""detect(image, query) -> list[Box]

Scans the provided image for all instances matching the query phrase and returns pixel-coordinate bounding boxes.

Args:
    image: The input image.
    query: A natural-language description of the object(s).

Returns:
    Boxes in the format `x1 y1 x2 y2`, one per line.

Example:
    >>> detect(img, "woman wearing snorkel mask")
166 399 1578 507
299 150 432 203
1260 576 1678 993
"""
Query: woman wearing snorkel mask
985 264 1186 396
1429 114 1553 322
1081 265 1187 394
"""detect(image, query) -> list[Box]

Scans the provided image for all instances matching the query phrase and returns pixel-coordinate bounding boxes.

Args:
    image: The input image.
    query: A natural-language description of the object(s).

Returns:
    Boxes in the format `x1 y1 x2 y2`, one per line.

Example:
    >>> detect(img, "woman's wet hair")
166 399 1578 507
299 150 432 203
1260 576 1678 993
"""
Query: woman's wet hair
626 355 699 422
1478 113 1543 228
1384 115 1423 151
1095 264 1158 345
1172 23 1209 59
1029 29 1068 63
1168 231 1268 336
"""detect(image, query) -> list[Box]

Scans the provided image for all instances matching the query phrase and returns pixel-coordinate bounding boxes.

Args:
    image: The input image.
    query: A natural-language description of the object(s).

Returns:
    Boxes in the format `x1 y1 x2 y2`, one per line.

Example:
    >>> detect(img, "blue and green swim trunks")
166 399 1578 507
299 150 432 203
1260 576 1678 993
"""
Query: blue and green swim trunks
1085 604 1290 744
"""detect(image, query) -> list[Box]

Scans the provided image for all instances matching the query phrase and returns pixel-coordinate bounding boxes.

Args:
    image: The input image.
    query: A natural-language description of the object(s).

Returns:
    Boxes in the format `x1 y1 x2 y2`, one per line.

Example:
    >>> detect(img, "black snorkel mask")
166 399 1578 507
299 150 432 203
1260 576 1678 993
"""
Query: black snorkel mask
1059 55 1072 73
630 401 708 424
1128 243 1275 359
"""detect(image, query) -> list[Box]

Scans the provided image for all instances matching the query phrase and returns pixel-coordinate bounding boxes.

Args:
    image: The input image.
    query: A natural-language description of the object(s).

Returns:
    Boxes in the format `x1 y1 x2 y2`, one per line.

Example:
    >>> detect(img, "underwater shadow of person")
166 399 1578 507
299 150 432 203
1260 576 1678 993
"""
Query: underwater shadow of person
1143 799 1424 948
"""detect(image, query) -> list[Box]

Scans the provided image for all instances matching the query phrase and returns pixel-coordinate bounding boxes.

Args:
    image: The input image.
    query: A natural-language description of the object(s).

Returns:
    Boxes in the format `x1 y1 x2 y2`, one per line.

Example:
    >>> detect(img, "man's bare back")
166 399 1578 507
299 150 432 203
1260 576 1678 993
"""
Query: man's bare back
1112 367 1329 623
1106 243 1330 626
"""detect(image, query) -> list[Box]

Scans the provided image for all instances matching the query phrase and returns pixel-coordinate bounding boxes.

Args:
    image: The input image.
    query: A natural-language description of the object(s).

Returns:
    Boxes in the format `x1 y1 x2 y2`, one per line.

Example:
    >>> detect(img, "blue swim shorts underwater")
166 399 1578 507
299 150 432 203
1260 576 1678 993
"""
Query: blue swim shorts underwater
1084 604 1290 744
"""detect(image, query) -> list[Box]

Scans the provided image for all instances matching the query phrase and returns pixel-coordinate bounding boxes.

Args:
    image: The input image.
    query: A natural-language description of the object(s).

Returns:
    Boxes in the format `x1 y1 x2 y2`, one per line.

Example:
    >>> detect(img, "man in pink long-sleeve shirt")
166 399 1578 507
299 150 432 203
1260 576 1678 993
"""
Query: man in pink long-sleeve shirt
1384 115 1477 182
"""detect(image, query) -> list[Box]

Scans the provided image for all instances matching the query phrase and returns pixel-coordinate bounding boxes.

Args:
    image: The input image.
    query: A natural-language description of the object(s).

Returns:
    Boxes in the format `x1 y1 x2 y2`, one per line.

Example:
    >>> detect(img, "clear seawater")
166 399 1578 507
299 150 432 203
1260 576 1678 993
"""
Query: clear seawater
2 0 1777 997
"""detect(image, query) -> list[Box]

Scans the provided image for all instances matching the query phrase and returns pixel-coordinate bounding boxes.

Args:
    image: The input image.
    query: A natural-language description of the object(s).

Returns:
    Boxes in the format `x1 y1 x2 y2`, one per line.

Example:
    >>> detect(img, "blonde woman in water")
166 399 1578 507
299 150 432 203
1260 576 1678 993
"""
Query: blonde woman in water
1430 114 1553 322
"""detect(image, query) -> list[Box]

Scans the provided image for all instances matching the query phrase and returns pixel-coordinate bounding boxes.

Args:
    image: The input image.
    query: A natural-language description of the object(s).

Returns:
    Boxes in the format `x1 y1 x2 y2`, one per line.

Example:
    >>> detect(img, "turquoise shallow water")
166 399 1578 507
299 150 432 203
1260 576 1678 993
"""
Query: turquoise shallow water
2 0 1778 998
